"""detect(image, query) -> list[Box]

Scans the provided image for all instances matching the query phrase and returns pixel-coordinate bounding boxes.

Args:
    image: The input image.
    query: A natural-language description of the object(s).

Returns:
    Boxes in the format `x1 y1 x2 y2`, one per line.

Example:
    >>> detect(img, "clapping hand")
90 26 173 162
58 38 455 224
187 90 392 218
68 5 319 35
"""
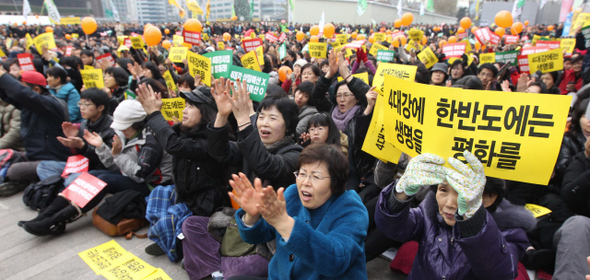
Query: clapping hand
111 135 123 155
228 173 264 225
83 130 103 148
136 83 162 115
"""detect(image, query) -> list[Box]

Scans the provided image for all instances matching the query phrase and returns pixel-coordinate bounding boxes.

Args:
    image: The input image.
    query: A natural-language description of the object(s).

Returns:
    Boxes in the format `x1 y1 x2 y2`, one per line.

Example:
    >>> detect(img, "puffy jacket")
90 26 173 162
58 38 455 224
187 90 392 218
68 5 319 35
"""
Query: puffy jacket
49 82 82 123
77 114 116 171
554 131 586 188
146 111 230 216
375 182 534 280
0 73 71 161
0 101 24 151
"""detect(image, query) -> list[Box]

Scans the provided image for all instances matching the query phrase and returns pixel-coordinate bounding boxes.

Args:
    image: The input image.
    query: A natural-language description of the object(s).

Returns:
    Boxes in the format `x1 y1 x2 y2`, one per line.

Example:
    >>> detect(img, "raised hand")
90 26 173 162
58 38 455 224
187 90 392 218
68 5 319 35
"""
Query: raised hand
325 49 339 79
211 77 233 118
135 83 162 115
257 187 288 227
396 153 446 196
111 134 123 155
228 173 264 225
228 79 254 127
444 150 486 219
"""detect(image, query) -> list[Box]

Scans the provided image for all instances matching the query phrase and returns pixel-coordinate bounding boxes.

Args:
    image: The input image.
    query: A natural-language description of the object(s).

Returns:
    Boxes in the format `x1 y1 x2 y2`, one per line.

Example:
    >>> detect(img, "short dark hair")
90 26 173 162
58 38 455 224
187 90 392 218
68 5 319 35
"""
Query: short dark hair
306 113 341 146
80 88 110 113
116 58 133 75
301 63 320 78
142 61 163 80
266 84 288 98
298 143 348 196
178 73 195 91
413 62 430 85
80 49 94 59
104 67 130 87
478 63 498 77
138 78 168 98
46 67 68 85
2 58 18 71
483 177 505 212
572 56 584 64
528 81 548 93
295 81 315 106
258 95 299 136
454 75 483 90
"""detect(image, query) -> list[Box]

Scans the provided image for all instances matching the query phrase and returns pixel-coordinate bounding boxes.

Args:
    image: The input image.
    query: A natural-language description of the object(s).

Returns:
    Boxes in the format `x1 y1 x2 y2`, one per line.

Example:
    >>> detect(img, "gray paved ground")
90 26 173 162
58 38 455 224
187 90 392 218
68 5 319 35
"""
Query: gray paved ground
0 192 406 280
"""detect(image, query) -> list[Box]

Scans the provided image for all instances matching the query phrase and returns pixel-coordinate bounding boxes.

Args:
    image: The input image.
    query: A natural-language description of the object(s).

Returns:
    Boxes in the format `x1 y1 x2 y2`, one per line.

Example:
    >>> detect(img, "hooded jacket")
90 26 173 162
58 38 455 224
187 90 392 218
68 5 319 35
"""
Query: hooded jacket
48 82 82 123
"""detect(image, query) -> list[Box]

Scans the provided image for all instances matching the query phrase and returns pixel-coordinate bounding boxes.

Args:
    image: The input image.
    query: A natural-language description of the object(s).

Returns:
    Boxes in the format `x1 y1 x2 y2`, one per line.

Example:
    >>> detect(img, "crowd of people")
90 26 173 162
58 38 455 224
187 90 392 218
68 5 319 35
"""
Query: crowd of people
0 18 589 279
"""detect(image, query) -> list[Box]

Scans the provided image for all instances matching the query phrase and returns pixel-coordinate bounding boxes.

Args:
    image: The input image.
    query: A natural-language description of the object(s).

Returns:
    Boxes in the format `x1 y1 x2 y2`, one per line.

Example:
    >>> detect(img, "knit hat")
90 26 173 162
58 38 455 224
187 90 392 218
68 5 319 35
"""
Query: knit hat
20 71 47 87
110 100 147 130
294 59 307 68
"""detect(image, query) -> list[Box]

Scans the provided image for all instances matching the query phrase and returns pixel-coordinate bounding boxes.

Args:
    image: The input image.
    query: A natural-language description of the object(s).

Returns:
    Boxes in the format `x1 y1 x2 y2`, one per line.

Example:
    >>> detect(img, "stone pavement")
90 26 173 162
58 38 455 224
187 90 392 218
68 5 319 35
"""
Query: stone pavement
0 192 406 280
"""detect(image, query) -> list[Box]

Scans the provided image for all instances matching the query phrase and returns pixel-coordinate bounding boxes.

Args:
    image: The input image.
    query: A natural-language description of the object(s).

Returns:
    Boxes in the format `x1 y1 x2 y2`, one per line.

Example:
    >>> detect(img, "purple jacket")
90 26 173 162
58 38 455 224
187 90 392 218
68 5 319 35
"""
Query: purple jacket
375 183 535 280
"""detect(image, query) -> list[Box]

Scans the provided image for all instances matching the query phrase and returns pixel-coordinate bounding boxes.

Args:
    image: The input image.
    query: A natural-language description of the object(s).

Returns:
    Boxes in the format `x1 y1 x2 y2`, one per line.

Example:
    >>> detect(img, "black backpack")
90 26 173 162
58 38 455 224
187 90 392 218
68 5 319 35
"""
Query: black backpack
22 175 64 211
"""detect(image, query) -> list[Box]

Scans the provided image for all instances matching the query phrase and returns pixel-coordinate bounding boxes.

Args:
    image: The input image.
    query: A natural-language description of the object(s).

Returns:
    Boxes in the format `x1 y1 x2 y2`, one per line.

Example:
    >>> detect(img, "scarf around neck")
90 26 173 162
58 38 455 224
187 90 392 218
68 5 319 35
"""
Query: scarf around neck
332 105 361 133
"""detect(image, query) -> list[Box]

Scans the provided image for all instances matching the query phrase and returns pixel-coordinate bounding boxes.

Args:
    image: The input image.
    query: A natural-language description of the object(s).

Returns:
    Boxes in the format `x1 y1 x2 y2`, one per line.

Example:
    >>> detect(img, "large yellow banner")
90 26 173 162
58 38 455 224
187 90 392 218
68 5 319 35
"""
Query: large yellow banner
380 75 571 185
372 63 417 94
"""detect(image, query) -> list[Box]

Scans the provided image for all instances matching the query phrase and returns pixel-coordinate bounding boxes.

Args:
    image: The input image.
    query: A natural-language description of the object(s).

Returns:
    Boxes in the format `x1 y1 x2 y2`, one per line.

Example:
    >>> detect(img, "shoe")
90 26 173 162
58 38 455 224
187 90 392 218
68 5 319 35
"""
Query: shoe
23 204 82 236
145 243 166 256
0 181 28 197
18 196 70 227
181 258 185 270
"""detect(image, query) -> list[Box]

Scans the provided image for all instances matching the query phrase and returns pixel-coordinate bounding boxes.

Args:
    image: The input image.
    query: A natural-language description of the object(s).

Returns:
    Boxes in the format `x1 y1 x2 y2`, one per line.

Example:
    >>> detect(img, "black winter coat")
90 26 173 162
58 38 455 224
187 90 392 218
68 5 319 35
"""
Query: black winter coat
555 131 586 188
561 151 590 216
78 114 116 171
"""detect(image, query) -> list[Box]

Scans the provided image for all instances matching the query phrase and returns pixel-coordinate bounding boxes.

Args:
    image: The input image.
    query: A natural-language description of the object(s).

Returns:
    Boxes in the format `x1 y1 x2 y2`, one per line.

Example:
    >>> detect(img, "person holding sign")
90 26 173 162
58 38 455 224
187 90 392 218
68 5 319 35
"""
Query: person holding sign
375 151 534 280
135 82 231 261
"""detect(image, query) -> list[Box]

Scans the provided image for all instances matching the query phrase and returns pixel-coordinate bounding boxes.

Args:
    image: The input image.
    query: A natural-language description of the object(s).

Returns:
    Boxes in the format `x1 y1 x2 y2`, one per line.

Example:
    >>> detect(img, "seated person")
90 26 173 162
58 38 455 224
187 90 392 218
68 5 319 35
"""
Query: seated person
46 67 83 123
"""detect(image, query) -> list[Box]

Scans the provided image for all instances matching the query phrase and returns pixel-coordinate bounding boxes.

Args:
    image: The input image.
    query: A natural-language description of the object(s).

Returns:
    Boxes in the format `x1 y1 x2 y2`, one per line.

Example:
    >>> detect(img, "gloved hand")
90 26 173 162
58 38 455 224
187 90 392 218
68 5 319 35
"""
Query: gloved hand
356 47 368 62
445 150 486 219
396 153 446 196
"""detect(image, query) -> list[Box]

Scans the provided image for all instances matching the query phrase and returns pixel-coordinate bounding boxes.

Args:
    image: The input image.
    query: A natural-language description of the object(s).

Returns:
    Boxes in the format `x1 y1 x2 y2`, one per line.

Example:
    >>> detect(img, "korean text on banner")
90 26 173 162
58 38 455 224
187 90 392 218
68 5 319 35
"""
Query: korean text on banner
408 28 424 42
33 33 57 54
184 30 202 45
228 65 270 102
417 47 438 69
495 50 519 66
376 50 396 62
480 53 496 64
102 258 156 280
255 46 265 65
374 33 385 42
17 53 35 72
335 34 347 45
78 240 135 275
173 35 184 46
442 42 466 58
369 43 388 57
163 70 178 93
204 50 233 78
80 69 105 89
517 55 530 75
528 48 564 73
169 47 188 63
61 155 89 177
535 41 561 50
373 63 417 94
504 35 519 44
525 204 552 218
60 17 81 25
187 51 212 86
242 38 263 52
338 72 369 84
381 75 571 185
561 38 576 55
96 53 115 67
241 51 261 71
130 36 144 49
362 93 403 163
61 172 107 208
309 42 327 58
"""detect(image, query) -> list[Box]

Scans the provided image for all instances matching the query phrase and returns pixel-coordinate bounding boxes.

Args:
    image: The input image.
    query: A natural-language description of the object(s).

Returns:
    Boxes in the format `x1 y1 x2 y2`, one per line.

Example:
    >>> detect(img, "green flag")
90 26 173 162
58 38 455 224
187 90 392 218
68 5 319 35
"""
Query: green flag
279 43 287 60
357 0 367 16
289 0 294 10
426 0 434 12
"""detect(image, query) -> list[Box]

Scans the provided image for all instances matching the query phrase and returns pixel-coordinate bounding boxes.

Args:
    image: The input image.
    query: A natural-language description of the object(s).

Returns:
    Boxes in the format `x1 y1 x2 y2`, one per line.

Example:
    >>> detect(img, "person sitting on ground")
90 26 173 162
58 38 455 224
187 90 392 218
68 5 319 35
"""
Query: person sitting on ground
46 67 83 123
103 66 134 115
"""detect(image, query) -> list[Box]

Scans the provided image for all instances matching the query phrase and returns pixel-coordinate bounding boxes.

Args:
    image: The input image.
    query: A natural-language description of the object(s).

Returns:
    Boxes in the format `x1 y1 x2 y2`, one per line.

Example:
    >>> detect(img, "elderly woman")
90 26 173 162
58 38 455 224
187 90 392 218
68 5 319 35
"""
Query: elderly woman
227 143 369 280
375 151 533 279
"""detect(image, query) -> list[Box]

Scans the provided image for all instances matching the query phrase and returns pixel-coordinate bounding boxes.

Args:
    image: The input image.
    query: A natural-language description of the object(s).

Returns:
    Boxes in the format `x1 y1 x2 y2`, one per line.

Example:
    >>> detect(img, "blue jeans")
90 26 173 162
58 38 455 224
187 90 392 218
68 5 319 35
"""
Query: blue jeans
80 170 151 213
36 161 79 188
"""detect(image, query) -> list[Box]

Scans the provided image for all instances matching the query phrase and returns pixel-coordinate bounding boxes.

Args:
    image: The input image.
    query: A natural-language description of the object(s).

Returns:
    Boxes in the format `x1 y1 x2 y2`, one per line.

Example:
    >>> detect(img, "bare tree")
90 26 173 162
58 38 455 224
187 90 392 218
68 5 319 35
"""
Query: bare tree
433 0 458 17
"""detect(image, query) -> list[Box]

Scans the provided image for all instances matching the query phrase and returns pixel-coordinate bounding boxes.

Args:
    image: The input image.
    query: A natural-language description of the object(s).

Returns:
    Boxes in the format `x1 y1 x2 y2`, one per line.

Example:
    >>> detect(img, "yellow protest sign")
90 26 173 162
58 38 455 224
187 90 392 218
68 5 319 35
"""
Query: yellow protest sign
25 33 34 51
203 33 210 41
259 34 265 40
335 34 347 45
143 268 173 280
102 258 156 280
255 46 265 66
59 17 81 25
373 63 417 94
163 70 178 93
241 51 261 72
187 0 204 15
33 33 57 54
117 36 128 44
169 47 188 63
381 75 571 185
369 43 388 57
0 49 6 58
308 42 327 58
561 38 576 55
528 49 564 73
131 36 144 49
338 72 369 84
84 65 95 70
374 33 385 42
408 28 424 42
218 41 225 50
572 13 590 35
362 93 403 163
525 204 552 218
187 51 212 86
161 97 185 121
80 69 105 89
72 33 79 39
405 40 422 52
461 39 472 53
417 47 438 69
480 53 496 64
173 35 184 46
78 240 135 275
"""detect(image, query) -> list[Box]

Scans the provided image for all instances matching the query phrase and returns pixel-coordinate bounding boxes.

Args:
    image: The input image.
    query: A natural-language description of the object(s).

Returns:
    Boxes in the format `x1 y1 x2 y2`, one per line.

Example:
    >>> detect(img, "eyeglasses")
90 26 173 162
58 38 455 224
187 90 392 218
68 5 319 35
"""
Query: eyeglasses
77 102 95 108
294 170 330 183
308 127 326 133
335 92 354 98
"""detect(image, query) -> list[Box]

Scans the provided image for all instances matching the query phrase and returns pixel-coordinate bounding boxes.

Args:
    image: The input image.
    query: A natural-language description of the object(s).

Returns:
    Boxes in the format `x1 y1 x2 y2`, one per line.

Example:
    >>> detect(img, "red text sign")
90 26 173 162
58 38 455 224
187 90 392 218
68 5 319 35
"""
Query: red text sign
61 172 107 208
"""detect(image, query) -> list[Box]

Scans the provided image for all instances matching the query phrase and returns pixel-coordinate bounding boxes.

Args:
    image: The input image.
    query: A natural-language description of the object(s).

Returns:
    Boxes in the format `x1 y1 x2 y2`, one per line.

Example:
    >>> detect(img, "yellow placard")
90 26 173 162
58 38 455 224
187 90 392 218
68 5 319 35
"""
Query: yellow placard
448 55 475 66
84 65 95 70
362 93 403 163
308 42 327 58
461 39 472 53
131 36 144 49
335 34 347 45
480 53 496 64
373 63 417 94
163 70 178 93
528 49 564 73
203 33 210 41
571 13 590 36
408 28 424 42
255 46 265 66
417 47 439 69
161 97 185 121
259 34 265 40
173 35 184 46
168 47 188 63
80 69 105 89
59 17 81 25
78 240 135 275
25 33 34 51
217 41 225 50
381 75 571 185
102 258 156 280
72 33 79 39
561 39 576 55
338 72 369 84
241 51 261 72
374 33 385 42
33 32 57 54
525 204 552 218
369 43 388 57
405 40 422 53
187 51 212 86
142 268 173 280
117 36 128 44
0 49 6 58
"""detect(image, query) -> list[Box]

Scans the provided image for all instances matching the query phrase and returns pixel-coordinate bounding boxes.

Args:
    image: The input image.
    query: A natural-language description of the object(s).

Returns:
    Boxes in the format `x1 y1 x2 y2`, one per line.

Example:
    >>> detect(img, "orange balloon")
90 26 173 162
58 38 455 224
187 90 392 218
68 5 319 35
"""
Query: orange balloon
510 27 518 35
474 41 481 51
495 27 505 37
369 35 375 43
310 35 319 42
548 25 554 31
22 21 26 25
439 40 448 48
81 17 97 34
471 26 479 33
512 22 524 34
401 12 414 26
357 34 366 41
165 28 170 34
45 26 53 33
457 27 465 34
422 35 427 45
65 34 72 40
324 23 335 38
395 35 406 46
310 25 320 36
460 17 471 29
162 40 171 50
144 24 154 30
184 19 202 33
524 20 529 26
394 19 402 28
351 31 358 39
448 36 457 43
223 32 231 41
296 31 305 41
144 26 162 46
278 66 292 82
386 30 392 35
231 16 238 21
495 10 513 28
